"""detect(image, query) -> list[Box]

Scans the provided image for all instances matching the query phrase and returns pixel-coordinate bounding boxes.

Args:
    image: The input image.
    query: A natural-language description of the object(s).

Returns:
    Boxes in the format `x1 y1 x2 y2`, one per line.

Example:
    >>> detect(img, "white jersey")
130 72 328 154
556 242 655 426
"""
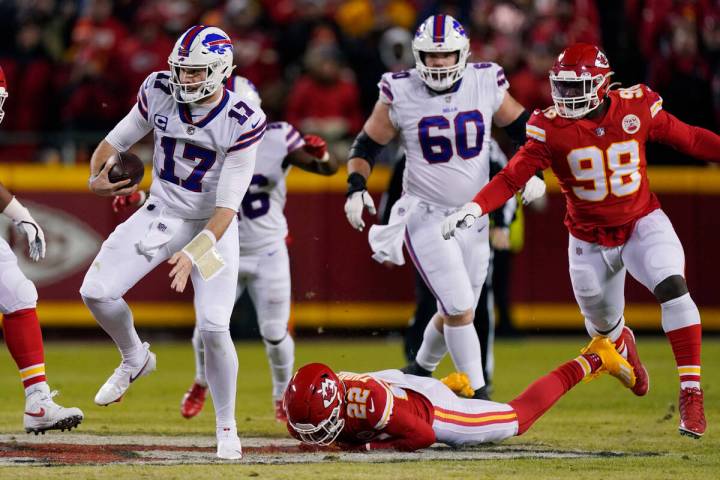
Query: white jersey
237 121 305 252
378 63 509 207
128 71 266 219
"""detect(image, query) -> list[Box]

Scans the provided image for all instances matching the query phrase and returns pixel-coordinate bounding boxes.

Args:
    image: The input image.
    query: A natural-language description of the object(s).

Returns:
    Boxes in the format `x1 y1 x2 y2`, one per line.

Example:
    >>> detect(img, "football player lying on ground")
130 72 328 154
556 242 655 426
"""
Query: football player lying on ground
283 337 634 451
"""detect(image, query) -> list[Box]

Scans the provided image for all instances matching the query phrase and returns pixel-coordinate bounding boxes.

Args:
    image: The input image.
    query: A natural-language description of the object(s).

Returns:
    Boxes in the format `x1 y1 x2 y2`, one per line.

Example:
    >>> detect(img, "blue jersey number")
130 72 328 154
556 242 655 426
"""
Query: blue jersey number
158 136 217 192
418 110 485 164
238 174 270 220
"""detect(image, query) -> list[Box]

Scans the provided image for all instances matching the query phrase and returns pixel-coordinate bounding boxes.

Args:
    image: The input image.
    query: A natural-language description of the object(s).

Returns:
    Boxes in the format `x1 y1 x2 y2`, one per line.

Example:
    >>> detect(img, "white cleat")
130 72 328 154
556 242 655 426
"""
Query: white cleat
24 389 84 434
94 342 157 406
216 427 242 460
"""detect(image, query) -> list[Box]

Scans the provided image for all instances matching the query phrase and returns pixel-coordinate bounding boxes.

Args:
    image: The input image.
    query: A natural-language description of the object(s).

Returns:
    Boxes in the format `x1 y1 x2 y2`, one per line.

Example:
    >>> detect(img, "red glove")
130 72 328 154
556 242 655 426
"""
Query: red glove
302 134 328 161
112 191 147 213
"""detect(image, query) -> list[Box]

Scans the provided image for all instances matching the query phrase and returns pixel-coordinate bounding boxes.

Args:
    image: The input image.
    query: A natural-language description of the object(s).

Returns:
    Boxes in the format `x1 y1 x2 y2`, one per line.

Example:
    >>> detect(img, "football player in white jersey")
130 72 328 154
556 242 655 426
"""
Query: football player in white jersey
345 15 545 399
179 76 339 422
81 26 266 460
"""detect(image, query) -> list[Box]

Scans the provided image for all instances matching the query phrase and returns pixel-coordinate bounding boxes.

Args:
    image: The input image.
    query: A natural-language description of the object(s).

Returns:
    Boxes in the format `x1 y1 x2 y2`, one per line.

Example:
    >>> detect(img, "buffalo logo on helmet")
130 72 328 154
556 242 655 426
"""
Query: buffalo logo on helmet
319 377 339 408
203 33 233 54
452 20 467 37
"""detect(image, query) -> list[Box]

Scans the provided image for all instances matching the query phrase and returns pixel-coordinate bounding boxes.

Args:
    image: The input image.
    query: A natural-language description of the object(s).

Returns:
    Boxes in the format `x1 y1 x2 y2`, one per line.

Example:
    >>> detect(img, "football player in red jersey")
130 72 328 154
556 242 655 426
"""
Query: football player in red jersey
441 43 720 439
0 65 84 434
284 336 633 451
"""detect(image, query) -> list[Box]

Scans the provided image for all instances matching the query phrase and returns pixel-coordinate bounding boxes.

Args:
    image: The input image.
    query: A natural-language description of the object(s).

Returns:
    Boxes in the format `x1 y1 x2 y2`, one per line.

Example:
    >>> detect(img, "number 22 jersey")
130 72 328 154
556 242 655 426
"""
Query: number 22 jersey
378 63 509 208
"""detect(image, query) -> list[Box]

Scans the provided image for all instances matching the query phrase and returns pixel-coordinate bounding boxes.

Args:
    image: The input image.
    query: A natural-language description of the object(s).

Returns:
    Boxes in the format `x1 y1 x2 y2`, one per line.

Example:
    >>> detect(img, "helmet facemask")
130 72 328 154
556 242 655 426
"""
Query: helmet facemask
414 50 469 91
288 404 346 446
550 70 613 118
168 59 228 104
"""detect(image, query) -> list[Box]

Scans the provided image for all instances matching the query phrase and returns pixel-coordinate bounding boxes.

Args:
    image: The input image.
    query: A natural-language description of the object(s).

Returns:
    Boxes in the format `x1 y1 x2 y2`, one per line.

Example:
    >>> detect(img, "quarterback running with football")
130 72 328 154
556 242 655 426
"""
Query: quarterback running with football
178 77 339 421
82 26 265 459
283 336 635 451
0 66 83 434
442 43 720 438
345 14 545 400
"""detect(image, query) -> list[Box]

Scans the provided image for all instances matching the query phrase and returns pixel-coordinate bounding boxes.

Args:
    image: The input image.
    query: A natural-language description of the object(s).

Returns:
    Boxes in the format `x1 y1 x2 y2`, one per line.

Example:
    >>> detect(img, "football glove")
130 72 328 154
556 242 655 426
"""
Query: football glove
302 134 329 162
2 197 46 261
441 202 482 240
112 190 147 213
344 190 376 231
521 176 547 205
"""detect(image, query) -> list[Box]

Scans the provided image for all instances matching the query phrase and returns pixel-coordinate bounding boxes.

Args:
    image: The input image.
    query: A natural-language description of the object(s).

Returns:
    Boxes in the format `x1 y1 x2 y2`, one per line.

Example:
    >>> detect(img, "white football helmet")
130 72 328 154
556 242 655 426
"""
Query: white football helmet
168 25 235 103
228 75 261 106
412 15 470 91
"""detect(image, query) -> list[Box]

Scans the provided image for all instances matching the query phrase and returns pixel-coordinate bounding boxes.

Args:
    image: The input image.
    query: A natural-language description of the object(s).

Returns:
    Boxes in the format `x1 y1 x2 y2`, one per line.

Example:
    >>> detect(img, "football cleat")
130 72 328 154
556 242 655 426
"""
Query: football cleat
620 327 650 396
581 337 636 389
274 399 288 422
94 342 156 406
400 361 433 377
216 426 242 460
180 382 208 419
679 387 706 439
24 389 83 434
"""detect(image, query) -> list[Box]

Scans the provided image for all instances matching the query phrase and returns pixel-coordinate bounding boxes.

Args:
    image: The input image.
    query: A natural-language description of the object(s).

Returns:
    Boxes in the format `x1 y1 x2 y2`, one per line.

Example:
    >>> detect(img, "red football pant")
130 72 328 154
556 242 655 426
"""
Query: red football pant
2 308 46 388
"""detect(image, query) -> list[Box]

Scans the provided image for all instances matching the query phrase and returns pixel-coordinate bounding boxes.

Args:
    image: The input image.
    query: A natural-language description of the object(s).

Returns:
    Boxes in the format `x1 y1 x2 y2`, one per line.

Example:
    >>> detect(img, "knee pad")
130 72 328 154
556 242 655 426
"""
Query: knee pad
0 267 38 312
79 278 107 302
570 265 623 331
259 319 288 344
196 305 232 332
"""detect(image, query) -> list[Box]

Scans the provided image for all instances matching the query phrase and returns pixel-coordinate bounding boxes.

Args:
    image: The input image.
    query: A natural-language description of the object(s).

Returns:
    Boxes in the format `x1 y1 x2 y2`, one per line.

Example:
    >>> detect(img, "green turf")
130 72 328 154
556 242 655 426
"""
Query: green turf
0 335 717 478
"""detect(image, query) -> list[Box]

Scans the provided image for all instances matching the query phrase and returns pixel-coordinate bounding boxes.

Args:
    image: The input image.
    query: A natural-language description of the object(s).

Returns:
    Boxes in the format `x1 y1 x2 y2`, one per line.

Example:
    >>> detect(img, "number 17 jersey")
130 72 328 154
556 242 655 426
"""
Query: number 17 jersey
378 63 509 208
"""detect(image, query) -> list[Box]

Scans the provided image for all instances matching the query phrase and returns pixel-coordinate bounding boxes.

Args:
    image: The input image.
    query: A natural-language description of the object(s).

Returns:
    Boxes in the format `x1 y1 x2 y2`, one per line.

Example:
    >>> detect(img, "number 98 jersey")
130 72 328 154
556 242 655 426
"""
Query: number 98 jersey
136 71 266 219
378 63 508 207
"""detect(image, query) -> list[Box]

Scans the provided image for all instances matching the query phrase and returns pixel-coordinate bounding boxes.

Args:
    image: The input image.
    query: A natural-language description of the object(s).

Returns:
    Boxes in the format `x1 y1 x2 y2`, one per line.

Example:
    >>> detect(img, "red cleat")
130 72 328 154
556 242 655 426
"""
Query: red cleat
620 327 649 396
275 399 288 423
180 382 207 419
679 387 706 438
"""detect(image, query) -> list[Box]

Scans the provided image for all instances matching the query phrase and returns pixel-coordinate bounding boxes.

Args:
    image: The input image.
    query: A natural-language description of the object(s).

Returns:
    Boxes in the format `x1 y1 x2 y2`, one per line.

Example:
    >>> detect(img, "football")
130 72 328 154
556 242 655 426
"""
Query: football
106 151 145 187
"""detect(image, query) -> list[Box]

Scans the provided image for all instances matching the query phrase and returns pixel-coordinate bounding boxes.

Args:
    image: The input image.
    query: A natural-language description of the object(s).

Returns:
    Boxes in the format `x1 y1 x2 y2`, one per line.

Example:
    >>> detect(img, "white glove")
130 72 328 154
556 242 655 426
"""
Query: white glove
3 197 46 261
344 190 376 231
441 202 483 240
521 176 547 205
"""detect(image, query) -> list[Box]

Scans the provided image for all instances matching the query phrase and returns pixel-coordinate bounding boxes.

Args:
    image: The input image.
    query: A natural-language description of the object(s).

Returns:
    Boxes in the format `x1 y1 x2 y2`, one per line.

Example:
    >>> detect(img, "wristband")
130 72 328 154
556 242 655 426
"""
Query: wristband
347 172 367 196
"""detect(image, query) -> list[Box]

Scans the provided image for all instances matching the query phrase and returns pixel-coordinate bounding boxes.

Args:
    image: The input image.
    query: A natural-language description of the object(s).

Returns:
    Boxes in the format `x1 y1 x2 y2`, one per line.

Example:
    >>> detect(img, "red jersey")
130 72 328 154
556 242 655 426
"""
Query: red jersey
287 372 436 452
475 84 720 246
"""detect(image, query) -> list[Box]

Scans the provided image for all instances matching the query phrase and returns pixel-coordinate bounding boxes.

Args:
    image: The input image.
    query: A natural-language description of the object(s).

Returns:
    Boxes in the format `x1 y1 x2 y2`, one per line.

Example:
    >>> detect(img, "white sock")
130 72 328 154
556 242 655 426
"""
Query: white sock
585 316 625 342
200 330 238 429
191 327 207 387
263 334 294 400
444 323 485 390
25 382 50 399
82 296 143 366
415 315 447 372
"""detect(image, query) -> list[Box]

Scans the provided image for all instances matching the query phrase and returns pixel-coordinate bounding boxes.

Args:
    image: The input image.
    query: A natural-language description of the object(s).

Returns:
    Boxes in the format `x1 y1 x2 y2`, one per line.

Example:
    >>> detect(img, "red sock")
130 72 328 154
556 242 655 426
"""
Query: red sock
666 324 702 389
2 308 46 389
509 354 600 435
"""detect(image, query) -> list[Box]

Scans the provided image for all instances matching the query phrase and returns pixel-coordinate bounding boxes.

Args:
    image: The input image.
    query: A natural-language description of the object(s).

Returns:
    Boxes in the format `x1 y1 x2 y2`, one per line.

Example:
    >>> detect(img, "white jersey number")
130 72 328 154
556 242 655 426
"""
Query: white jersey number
567 140 641 201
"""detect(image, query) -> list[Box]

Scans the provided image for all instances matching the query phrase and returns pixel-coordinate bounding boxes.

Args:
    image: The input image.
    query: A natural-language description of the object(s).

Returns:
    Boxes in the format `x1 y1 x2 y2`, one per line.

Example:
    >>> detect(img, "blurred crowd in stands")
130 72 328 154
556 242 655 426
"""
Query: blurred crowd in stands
0 0 718 165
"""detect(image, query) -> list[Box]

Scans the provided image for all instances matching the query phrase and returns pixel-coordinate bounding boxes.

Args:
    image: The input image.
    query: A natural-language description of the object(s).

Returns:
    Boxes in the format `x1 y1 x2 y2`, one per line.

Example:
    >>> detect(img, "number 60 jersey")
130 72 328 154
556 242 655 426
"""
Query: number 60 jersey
129 71 266 219
378 63 509 208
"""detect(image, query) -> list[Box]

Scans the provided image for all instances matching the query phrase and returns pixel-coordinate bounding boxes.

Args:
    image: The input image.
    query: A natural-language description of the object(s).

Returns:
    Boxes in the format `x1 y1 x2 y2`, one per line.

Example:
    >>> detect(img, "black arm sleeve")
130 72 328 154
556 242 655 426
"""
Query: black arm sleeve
502 109 530 150
348 130 385 168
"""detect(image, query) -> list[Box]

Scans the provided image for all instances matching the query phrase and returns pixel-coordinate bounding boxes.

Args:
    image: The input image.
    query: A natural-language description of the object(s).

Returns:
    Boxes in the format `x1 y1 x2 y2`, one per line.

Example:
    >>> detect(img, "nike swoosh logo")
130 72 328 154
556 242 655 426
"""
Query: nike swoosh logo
130 355 151 383
25 408 46 418
251 118 261 128
368 399 375 414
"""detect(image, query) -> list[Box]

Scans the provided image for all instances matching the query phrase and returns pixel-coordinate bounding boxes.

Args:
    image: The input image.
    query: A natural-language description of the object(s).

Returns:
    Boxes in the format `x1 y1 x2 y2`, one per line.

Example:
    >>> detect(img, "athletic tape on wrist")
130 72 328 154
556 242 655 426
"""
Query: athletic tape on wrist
182 230 226 281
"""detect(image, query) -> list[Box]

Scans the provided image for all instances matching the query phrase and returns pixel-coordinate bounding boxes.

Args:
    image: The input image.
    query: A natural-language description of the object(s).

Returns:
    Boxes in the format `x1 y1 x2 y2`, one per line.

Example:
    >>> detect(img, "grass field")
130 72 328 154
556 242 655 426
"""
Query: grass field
0 335 717 478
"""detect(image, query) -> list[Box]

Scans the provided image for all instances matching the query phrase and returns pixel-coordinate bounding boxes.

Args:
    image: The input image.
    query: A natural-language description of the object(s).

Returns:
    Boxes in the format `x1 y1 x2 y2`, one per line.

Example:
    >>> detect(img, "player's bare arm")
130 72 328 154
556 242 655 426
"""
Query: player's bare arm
345 101 398 231
88 140 137 197
286 134 339 176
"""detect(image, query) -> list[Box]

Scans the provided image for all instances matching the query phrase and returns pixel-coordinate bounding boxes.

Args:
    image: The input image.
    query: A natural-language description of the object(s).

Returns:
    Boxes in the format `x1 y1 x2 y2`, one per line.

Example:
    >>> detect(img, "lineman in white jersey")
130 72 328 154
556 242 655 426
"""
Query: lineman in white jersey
81 26 265 460
345 15 545 399
179 76 338 422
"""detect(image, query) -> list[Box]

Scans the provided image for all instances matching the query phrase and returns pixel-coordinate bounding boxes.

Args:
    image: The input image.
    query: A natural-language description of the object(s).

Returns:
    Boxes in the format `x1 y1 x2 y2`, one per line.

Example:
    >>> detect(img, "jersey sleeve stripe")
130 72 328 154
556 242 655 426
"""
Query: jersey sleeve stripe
235 119 267 143
526 125 546 142
137 95 149 120
381 85 394 101
373 381 394 431
650 99 663 118
285 126 301 141
227 124 266 152
287 136 304 152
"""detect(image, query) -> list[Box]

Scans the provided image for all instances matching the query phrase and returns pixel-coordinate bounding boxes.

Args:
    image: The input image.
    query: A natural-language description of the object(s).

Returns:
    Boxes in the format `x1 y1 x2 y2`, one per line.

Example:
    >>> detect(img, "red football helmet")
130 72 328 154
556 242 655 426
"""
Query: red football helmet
0 65 7 124
283 363 346 445
549 43 614 118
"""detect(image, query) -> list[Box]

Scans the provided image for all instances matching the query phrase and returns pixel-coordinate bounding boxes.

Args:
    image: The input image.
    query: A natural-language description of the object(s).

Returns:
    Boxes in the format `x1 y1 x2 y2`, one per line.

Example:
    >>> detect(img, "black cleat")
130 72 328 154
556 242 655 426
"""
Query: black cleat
400 361 433 377
472 385 491 401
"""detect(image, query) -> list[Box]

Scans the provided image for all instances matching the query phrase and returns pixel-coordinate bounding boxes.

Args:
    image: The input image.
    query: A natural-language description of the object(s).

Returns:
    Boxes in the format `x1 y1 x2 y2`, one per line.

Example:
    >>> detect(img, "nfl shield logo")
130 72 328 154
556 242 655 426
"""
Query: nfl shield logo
595 127 605 137
187 126 195 135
